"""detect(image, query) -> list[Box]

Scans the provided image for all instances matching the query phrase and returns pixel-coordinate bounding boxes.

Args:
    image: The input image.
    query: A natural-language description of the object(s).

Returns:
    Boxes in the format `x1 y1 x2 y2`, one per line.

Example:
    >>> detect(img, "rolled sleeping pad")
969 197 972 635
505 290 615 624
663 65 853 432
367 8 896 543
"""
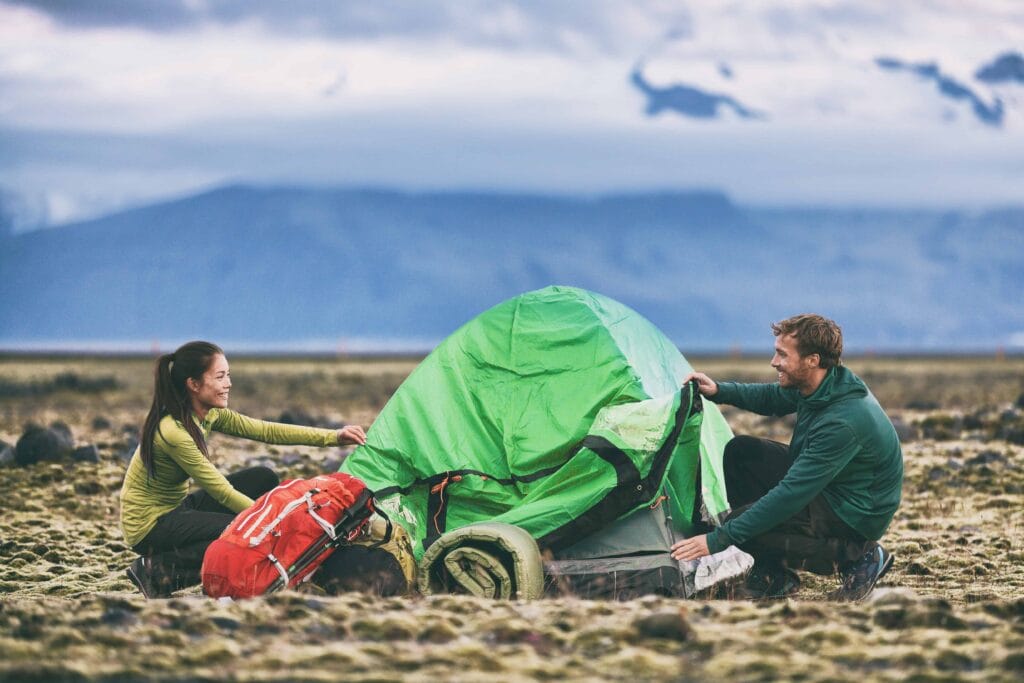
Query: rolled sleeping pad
418 522 544 600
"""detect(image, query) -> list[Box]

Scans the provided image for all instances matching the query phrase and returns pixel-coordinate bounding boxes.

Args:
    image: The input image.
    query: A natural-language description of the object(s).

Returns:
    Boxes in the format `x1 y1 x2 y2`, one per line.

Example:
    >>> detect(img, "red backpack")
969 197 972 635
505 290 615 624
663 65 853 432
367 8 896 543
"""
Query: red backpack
201 472 381 599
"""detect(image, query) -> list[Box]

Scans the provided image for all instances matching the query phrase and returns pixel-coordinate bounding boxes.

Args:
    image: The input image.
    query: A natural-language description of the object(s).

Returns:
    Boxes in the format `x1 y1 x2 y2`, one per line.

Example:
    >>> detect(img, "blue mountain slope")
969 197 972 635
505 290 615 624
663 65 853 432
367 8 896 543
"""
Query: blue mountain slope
0 186 1021 351
630 65 763 120
976 52 1024 85
875 57 1004 126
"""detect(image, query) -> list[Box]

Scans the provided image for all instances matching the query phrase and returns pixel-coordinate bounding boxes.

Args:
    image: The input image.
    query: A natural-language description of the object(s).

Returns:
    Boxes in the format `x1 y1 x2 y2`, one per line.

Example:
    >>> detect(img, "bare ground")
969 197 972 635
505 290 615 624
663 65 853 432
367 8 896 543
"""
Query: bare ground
1 355 1023 681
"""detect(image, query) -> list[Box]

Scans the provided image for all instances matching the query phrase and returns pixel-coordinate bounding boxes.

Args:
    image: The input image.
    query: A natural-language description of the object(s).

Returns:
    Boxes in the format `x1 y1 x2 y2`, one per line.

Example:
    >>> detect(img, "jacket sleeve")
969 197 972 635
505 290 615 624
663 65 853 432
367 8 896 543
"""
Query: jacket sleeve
706 423 859 553
157 424 255 513
211 409 339 446
711 381 799 417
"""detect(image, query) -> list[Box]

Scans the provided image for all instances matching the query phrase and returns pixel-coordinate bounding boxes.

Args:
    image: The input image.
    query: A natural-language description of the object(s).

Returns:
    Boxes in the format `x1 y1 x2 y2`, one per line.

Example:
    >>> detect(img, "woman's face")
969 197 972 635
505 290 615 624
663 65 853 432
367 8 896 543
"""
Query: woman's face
189 353 231 414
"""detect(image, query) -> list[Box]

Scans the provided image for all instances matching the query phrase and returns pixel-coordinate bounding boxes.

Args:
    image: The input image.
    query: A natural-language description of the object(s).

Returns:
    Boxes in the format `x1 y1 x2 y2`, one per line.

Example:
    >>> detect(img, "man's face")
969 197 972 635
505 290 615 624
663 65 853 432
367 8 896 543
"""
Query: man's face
771 334 817 390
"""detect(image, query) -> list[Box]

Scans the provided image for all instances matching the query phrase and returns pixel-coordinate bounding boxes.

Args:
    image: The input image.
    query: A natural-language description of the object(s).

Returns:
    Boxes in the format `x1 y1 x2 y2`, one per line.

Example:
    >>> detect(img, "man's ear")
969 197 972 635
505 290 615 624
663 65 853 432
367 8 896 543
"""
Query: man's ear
806 353 821 368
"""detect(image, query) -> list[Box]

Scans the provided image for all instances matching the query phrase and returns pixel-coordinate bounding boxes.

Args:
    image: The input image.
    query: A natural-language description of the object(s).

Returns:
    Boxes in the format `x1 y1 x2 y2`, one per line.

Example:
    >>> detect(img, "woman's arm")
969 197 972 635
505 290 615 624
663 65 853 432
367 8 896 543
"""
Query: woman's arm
211 408 358 447
157 422 255 512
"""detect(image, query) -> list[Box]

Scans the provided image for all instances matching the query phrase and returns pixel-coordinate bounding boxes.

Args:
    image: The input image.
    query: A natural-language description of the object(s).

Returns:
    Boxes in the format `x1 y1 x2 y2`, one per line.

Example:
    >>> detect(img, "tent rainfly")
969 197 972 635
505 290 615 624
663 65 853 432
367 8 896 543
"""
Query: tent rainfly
341 286 740 598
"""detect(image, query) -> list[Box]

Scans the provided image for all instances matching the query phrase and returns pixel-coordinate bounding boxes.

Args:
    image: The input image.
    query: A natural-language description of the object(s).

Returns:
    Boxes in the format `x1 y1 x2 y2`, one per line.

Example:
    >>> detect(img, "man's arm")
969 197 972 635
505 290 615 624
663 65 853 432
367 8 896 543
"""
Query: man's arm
683 371 799 417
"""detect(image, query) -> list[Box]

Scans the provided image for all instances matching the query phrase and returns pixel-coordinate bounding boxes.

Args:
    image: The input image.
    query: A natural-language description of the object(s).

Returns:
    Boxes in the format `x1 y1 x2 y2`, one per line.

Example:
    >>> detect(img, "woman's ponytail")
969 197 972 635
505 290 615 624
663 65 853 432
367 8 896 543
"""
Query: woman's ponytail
138 343 221 478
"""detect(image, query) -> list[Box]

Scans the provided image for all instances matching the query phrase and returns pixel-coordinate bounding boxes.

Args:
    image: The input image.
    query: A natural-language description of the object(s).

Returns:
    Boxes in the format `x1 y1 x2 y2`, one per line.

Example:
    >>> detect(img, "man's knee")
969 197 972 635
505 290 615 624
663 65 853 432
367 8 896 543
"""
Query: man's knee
723 435 764 470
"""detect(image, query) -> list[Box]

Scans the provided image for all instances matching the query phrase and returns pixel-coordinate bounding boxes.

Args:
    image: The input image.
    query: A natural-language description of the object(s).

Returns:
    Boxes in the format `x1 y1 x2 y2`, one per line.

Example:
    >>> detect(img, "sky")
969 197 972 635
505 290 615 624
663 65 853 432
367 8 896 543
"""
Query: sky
1 0 1023 228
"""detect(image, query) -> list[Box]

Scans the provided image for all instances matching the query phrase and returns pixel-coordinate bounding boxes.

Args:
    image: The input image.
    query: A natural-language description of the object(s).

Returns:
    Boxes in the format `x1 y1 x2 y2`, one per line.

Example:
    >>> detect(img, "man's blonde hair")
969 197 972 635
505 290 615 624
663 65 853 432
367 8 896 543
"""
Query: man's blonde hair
772 314 843 369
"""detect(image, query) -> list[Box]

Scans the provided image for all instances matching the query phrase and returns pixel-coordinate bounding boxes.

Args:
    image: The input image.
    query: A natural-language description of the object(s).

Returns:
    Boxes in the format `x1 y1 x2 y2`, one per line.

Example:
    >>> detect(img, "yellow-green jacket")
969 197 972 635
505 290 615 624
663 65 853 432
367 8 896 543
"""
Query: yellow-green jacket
120 408 337 547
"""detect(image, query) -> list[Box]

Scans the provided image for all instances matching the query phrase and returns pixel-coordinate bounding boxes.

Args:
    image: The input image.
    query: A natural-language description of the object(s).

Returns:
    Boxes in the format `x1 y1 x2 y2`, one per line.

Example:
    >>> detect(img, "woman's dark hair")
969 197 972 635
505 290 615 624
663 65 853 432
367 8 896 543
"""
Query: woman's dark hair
139 341 223 477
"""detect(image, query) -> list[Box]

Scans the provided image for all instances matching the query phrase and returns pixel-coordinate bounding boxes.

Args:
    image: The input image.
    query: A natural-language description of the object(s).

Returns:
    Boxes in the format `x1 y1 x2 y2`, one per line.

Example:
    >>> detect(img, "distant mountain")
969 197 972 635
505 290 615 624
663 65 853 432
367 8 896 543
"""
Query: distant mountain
630 64 763 120
1 186 1022 352
976 52 1024 85
876 57 1004 126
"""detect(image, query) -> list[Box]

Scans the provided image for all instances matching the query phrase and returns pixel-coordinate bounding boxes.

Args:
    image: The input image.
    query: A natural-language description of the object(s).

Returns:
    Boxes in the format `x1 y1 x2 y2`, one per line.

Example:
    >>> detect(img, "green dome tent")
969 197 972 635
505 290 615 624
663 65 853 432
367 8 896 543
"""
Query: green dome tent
341 286 736 598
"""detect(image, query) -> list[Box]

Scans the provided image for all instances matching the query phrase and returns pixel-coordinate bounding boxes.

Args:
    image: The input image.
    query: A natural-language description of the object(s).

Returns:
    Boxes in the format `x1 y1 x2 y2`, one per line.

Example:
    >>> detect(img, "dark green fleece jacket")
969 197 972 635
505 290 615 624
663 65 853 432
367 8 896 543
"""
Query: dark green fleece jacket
705 366 903 554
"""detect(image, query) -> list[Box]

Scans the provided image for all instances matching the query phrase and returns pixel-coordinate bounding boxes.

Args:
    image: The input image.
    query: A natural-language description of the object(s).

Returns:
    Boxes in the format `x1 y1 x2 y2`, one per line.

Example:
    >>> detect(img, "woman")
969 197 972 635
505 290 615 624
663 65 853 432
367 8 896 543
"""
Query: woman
121 341 366 598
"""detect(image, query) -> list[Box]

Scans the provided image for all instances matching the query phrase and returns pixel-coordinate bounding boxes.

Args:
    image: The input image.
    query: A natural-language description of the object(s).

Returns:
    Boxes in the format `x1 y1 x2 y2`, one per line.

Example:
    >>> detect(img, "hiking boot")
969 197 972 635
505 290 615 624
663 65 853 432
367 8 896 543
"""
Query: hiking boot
833 545 893 602
126 557 172 599
733 565 800 600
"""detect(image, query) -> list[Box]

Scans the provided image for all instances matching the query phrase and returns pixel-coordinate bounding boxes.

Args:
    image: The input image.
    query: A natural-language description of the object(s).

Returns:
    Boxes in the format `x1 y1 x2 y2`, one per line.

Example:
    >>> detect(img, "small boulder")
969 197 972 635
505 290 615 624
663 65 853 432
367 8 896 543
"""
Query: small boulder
91 416 113 431
278 409 316 426
72 444 100 463
890 415 918 442
633 610 693 641
0 440 15 468
15 424 73 466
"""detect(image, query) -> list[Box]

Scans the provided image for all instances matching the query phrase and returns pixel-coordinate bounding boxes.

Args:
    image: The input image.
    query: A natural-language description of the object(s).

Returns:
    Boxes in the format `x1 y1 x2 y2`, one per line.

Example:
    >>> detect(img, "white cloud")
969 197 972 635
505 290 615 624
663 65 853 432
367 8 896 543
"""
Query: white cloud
0 1 1023 223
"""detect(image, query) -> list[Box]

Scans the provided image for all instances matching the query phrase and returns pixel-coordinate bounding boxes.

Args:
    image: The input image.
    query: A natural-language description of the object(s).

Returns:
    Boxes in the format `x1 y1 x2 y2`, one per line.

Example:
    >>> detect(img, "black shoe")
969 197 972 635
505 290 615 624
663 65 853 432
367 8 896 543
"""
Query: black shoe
734 566 801 600
126 557 170 599
833 545 893 602
127 558 152 598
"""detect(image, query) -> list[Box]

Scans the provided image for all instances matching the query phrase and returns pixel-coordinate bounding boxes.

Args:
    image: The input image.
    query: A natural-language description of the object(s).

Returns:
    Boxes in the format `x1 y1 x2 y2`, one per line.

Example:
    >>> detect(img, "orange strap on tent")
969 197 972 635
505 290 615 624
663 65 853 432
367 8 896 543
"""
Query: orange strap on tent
649 495 668 510
430 475 463 532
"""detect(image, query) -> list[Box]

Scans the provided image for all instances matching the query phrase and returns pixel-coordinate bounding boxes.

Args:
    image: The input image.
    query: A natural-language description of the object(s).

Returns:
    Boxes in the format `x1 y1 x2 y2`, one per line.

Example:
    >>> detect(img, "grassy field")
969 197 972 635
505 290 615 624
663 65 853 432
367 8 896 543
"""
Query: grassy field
1 354 1023 681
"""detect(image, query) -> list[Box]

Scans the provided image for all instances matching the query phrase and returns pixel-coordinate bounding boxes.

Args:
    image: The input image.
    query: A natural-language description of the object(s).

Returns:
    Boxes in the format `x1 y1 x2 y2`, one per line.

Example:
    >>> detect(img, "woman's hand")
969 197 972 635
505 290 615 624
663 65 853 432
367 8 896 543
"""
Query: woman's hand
336 425 367 446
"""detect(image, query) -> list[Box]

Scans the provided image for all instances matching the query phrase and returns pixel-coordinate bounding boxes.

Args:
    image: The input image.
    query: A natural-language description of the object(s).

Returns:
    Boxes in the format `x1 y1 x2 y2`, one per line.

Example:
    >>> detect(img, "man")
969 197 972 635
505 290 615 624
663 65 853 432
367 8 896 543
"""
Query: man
671 314 903 601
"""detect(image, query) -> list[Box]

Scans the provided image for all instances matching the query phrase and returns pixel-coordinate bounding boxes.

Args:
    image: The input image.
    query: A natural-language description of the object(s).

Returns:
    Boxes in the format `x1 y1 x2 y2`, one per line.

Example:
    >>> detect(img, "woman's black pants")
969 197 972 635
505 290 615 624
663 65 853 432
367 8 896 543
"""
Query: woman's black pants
722 435 873 575
131 466 279 593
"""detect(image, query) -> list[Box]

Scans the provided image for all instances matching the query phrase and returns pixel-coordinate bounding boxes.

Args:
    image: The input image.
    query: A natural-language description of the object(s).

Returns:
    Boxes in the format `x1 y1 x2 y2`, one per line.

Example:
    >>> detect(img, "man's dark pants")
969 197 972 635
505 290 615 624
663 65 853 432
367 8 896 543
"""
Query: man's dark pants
132 466 279 592
723 435 872 575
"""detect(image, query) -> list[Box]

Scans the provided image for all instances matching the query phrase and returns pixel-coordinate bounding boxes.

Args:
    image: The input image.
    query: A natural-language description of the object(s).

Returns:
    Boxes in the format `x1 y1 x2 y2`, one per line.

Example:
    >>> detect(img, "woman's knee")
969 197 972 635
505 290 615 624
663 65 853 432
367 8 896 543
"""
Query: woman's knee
232 465 279 496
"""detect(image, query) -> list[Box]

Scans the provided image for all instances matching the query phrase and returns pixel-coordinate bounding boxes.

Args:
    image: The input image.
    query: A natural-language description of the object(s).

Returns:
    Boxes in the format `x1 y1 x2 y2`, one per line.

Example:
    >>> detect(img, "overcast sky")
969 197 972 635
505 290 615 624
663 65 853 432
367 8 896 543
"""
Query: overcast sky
1 0 1022 226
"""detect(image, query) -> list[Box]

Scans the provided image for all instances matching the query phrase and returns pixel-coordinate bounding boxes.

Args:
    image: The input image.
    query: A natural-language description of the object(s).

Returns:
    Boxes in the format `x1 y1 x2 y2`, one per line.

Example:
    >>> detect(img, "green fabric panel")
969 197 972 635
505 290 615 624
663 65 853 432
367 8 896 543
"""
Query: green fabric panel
341 286 734 559
418 522 544 600
488 444 620 537
555 505 676 560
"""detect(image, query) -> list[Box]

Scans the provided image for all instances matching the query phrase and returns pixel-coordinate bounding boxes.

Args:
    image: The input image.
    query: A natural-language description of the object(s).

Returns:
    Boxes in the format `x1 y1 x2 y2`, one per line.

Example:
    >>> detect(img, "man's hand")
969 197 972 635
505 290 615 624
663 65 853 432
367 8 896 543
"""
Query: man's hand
670 534 710 561
683 372 718 398
336 425 367 446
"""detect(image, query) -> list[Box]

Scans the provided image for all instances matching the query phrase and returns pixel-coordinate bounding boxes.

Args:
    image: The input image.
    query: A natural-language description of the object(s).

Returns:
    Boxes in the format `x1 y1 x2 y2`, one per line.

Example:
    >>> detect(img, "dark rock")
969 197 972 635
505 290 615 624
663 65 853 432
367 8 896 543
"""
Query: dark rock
1002 427 1024 445
1016 393 1024 410
967 450 1006 467
321 456 344 473
71 445 100 463
281 452 304 467
210 616 241 631
934 650 975 672
15 424 73 466
890 416 918 442
1004 652 1024 672
926 466 945 481
633 610 692 641
118 440 139 463
74 480 103 495
905 561 932 576
278 409 316 426
0 441 14 468
918 414 961 441
246 456 276 470
101 607 138 627
303 597 328 612
49 421 73 440
873 607 908 629
946 457 963 470
91 416 112 430
906 400 940 411
961 413 984 430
